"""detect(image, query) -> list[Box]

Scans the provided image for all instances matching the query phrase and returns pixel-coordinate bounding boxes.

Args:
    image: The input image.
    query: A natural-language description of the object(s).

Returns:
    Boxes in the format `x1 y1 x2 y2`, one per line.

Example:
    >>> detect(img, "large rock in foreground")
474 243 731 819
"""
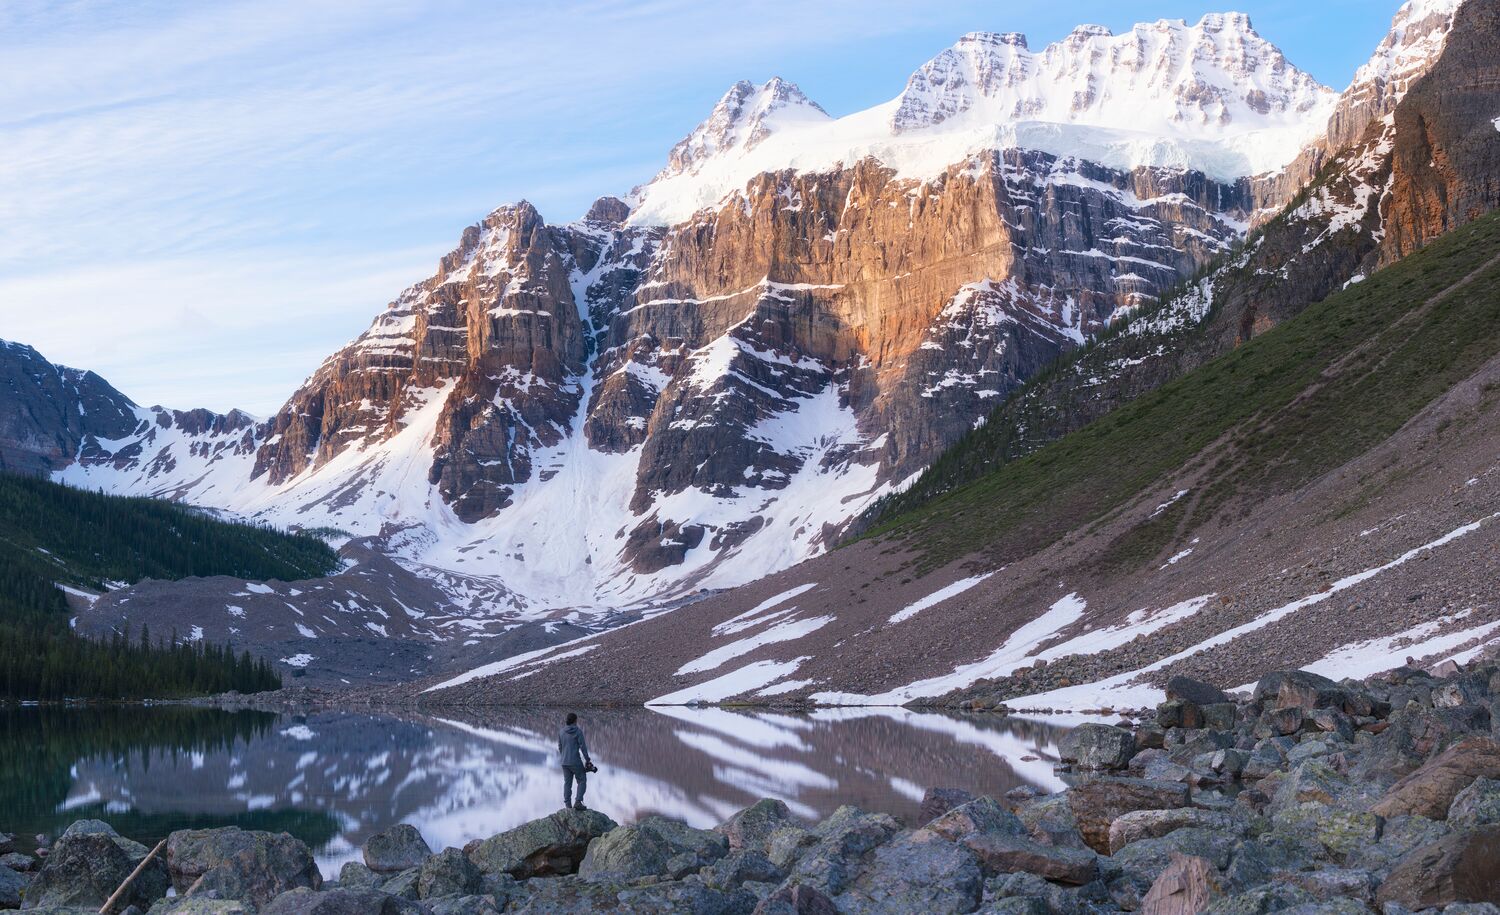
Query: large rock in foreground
24 827 168 911
578 815 726 882
259 887 424 914
363 824 434 874
1375 824 1500 908
464 809 617 879
164 827 322 908
1066 778 1191 854
1371 736 1500 819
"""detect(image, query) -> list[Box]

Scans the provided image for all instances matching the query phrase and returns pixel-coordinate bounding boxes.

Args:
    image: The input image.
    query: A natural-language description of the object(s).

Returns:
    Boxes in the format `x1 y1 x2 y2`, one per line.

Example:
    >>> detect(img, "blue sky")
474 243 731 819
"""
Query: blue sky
0 0 1403 414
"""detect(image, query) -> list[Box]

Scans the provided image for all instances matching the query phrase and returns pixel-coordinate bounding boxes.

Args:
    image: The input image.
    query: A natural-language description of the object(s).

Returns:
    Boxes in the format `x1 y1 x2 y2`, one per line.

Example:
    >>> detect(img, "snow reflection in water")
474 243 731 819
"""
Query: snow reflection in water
26 705 1071 870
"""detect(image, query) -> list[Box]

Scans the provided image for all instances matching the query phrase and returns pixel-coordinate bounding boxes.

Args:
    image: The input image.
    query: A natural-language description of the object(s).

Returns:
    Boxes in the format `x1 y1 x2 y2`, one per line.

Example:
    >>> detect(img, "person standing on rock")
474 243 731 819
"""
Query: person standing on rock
559 712 594 810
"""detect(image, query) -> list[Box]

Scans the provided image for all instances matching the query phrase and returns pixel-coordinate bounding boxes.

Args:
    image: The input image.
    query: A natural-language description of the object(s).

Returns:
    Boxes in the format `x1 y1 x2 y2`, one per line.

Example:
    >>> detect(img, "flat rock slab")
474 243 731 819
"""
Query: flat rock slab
1066 778 1191 854
464 809 617 879
1373 736 1500 819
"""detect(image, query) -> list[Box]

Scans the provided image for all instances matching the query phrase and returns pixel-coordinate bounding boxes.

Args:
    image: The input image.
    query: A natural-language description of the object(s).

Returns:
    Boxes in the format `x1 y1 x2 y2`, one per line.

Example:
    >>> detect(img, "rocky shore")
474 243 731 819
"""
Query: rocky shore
7 662 1500 913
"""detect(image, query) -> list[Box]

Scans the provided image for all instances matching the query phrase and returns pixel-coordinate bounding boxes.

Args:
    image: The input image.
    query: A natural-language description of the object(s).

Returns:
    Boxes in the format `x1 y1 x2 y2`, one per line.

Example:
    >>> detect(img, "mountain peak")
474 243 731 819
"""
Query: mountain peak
659 77 831 179
891 13 1331 134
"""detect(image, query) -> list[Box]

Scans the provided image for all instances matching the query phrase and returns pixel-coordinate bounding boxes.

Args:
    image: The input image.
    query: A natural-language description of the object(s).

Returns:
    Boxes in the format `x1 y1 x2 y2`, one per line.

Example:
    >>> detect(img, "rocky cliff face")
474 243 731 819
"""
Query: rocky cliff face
871 0 1498 522
32 4 1479 616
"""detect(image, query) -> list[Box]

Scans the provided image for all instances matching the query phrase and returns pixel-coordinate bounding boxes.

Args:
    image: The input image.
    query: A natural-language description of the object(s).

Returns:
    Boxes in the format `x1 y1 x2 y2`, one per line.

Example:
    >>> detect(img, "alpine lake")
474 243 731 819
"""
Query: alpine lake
0 703 1087 872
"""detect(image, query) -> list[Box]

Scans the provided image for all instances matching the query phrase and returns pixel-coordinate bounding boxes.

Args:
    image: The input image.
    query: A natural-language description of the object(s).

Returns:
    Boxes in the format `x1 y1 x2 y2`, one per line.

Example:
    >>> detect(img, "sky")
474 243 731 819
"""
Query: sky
0 0 1404 415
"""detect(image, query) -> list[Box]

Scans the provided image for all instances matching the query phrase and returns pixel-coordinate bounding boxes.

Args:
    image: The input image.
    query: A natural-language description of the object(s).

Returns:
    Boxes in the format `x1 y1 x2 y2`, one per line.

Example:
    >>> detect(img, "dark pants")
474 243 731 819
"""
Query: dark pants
563 765 587 807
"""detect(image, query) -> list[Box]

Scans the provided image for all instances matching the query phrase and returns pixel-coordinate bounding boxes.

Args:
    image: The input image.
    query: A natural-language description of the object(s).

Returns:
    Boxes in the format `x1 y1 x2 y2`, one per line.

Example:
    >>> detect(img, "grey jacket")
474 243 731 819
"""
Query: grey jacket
558 724 591 769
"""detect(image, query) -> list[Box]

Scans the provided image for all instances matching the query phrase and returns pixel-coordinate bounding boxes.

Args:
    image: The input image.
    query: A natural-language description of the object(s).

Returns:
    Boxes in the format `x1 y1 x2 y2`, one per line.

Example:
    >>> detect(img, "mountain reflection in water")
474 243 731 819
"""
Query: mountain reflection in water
1 705 1071 871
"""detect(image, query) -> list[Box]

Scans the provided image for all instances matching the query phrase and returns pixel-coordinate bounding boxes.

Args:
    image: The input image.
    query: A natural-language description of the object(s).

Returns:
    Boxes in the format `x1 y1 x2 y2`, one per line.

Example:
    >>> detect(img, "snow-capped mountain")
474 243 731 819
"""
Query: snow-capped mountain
25 3 1473 626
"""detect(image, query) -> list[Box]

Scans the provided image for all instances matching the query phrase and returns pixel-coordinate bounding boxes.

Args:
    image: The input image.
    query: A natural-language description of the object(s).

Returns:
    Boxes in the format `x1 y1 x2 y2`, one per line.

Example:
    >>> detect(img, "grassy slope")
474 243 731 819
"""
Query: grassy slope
863 211 1500 570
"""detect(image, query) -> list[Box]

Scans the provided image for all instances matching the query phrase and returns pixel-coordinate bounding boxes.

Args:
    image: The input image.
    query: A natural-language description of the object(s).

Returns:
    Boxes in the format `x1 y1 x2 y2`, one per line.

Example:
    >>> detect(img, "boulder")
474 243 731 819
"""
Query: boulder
832 829 983 915
961 833 1098 885
1253 670 1340 711
702 849 784 889
751 883 840 915
0 865 26 909
24 831 168 911
718 800 793 853
577 816 725 882
924 797 1026 844
1108 808 1244 854
576 826 671 882
258 887 423 914
463 808 617 879
1270 802 1380 861
335 861 382 890
164 828 321 908
422 895 502 915
379 868 418 901
0 853 32 873
1139 853 1221 915
509 877 755 914
362 825 433 874
1110 828 1238 885
416 848 478 899
765 826 818 871
1372 736 1500 819
918 788 976 825
1156 700 1203 730
1014 794 1089 850
148 899 256 914
783 806 900 897
1451 776 1500 828
1375 824 1500 909
1065 778 1191 854
1166 677 1231 707
0 835 11 856
1059 724 1136 770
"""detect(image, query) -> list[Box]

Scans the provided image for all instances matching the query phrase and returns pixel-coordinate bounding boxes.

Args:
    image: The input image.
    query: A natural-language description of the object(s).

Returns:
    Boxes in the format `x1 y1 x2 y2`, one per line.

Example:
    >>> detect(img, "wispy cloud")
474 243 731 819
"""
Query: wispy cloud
0 0 1394 414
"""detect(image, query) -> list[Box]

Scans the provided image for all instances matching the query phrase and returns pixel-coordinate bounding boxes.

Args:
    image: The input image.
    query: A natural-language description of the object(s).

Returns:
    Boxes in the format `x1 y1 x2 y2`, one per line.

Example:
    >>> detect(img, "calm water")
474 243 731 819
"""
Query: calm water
0 705 1075 872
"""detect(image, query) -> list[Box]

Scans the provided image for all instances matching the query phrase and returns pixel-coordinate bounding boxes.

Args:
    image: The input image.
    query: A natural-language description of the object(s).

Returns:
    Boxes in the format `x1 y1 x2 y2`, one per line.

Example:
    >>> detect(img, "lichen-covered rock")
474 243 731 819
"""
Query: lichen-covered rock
0 853 32 873
258 887 424 914
718 800 794 853
0 865 27 909
147 898 256 914
25 831 168 911
335 861 382 890
362 824 433 874
1059 724 1137 770
1451 777 1500 829
765 826 818 871
578 816 726 882
703 849 785 890
416 848 479 899
832 829 983 915
924 797 1026 844
463 809 617 879
508 876 756 914
782 806 901 897
421 895 503 915
165 828 321 908
1270 802 1380 862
